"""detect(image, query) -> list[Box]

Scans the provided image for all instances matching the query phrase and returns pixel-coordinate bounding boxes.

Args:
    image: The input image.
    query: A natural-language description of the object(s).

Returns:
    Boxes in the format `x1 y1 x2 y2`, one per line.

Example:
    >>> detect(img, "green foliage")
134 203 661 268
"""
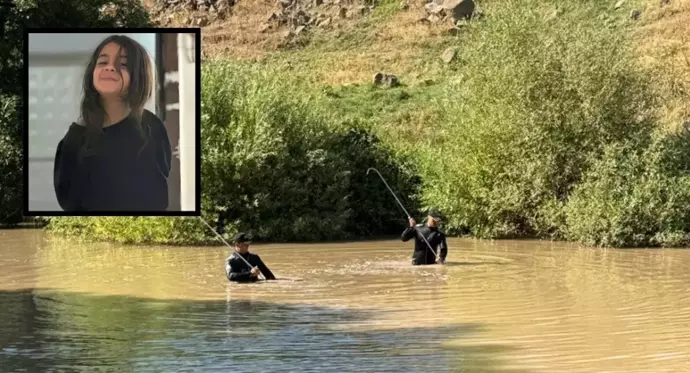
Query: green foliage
47 215 214 245
39 0 690 248
0 96 22 224
370 0 404 21
200 62 418 242
304 0 406 51
412 0 660 242
565 132 690 248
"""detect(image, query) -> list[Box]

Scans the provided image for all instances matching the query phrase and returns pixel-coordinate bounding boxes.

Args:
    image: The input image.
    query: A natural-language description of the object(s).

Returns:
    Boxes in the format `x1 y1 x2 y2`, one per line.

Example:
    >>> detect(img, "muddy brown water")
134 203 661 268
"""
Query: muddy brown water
1 229 689 372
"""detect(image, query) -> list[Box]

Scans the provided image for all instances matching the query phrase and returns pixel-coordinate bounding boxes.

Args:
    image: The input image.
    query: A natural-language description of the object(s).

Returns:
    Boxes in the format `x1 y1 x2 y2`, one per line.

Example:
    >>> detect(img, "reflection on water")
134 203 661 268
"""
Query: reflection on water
1 229 690 372
0 290 485 373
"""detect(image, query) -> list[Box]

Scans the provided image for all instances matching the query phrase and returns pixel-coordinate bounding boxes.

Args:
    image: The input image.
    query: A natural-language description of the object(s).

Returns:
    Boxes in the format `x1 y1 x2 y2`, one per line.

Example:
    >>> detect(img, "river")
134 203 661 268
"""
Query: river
1 229 689 372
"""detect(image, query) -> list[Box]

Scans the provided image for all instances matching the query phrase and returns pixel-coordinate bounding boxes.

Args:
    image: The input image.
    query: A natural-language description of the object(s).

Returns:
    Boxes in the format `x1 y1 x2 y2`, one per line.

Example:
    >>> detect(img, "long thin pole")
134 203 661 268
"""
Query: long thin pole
198 217 264 280
366 168 440 261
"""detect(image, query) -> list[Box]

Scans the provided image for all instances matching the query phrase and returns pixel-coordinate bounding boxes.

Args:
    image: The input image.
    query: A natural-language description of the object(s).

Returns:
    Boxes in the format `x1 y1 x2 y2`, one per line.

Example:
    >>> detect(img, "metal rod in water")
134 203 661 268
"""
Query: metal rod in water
366 167 412 219
198 217 264 280
366 167 440 262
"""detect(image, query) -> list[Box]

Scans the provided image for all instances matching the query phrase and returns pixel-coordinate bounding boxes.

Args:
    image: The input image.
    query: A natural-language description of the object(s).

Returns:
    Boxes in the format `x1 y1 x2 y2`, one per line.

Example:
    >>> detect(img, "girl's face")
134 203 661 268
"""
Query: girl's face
92 42 130 99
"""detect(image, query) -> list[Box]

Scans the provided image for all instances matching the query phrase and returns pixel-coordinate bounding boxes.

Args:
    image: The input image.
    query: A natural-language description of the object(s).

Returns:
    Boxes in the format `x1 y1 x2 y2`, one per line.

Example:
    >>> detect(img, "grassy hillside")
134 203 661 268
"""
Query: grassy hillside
166 0 689 142
46 0 690 247
157 0 689 109
633 0 690 129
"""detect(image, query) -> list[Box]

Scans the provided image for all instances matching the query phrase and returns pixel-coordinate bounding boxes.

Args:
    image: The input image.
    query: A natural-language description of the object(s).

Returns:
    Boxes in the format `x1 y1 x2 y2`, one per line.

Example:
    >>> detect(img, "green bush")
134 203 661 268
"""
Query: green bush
200 62 418 242
46 216 215 245
411 0 659 241
0 96 22 225
565 132 690 248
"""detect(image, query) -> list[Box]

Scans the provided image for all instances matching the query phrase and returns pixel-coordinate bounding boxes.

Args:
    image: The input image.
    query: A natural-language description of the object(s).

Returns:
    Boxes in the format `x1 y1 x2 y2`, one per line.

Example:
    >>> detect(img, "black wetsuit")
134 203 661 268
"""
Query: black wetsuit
225 252 277 282
53 109 171 212
401 224 448 265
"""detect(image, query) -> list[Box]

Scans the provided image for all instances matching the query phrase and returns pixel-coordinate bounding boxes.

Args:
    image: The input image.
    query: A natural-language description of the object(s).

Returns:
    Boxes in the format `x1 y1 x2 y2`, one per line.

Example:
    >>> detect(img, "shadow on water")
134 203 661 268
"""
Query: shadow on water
0 289 531 373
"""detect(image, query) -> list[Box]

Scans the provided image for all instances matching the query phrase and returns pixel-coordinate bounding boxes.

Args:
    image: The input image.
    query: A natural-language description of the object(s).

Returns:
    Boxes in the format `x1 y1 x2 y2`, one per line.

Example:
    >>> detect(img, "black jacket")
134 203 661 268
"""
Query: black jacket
401 224 448 265
53 110 171 212
225 252 276 282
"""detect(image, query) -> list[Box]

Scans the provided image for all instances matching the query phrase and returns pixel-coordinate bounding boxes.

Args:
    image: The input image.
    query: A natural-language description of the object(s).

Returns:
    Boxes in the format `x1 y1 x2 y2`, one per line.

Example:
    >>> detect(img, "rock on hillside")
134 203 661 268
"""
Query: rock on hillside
419 0 477 25
149 0 478 31
262 0 384 36
149 0 237 26
150 0 390 37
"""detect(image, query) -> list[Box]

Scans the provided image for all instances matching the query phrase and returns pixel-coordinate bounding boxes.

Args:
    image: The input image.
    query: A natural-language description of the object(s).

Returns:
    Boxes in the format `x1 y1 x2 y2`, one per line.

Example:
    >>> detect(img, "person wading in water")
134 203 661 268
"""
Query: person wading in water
401 208 448 265
225 232 276 282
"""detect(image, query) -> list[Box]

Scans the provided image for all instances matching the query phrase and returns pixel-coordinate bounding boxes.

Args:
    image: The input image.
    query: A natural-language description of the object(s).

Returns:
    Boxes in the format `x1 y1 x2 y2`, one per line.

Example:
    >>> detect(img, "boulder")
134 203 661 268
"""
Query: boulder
373 72 400 87
443 0 474 21
440 46 457 63
425 2 445 14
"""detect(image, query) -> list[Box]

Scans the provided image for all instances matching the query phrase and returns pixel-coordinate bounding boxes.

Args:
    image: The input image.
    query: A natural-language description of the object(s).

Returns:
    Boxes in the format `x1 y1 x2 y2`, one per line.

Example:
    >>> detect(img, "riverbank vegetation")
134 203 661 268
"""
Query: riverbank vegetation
4 0 689 247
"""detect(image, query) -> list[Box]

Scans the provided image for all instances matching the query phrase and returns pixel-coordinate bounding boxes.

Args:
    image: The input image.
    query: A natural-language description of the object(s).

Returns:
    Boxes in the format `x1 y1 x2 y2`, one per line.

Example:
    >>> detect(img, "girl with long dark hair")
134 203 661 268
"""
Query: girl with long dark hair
53 35 171 212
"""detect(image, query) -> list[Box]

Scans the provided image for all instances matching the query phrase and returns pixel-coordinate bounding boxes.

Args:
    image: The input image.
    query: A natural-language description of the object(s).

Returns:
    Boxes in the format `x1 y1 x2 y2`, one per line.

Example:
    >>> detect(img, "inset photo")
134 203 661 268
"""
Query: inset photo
24 28 200 216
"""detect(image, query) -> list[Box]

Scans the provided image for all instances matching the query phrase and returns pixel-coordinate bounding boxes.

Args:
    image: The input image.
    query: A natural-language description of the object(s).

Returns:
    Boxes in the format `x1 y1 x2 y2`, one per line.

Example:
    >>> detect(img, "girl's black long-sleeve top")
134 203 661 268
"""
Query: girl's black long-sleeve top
53 109 172 212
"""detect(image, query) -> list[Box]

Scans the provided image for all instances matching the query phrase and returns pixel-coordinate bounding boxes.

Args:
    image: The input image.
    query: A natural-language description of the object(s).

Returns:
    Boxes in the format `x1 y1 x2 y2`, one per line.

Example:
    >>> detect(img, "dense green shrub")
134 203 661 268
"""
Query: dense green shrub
411 0 660 242
200 62 418 242
46 216 214 245
0 95 22 224
565 131 690 248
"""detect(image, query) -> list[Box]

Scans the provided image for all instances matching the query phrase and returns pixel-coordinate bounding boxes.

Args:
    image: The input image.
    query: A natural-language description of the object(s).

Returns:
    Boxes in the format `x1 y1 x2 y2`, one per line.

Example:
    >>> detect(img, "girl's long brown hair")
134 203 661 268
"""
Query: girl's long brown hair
79 35 154 157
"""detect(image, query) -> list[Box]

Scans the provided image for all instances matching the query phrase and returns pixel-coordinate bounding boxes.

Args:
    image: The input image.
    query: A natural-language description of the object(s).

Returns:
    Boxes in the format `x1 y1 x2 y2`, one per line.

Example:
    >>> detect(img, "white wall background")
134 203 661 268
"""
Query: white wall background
27 33 157 212
177 33 196 212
